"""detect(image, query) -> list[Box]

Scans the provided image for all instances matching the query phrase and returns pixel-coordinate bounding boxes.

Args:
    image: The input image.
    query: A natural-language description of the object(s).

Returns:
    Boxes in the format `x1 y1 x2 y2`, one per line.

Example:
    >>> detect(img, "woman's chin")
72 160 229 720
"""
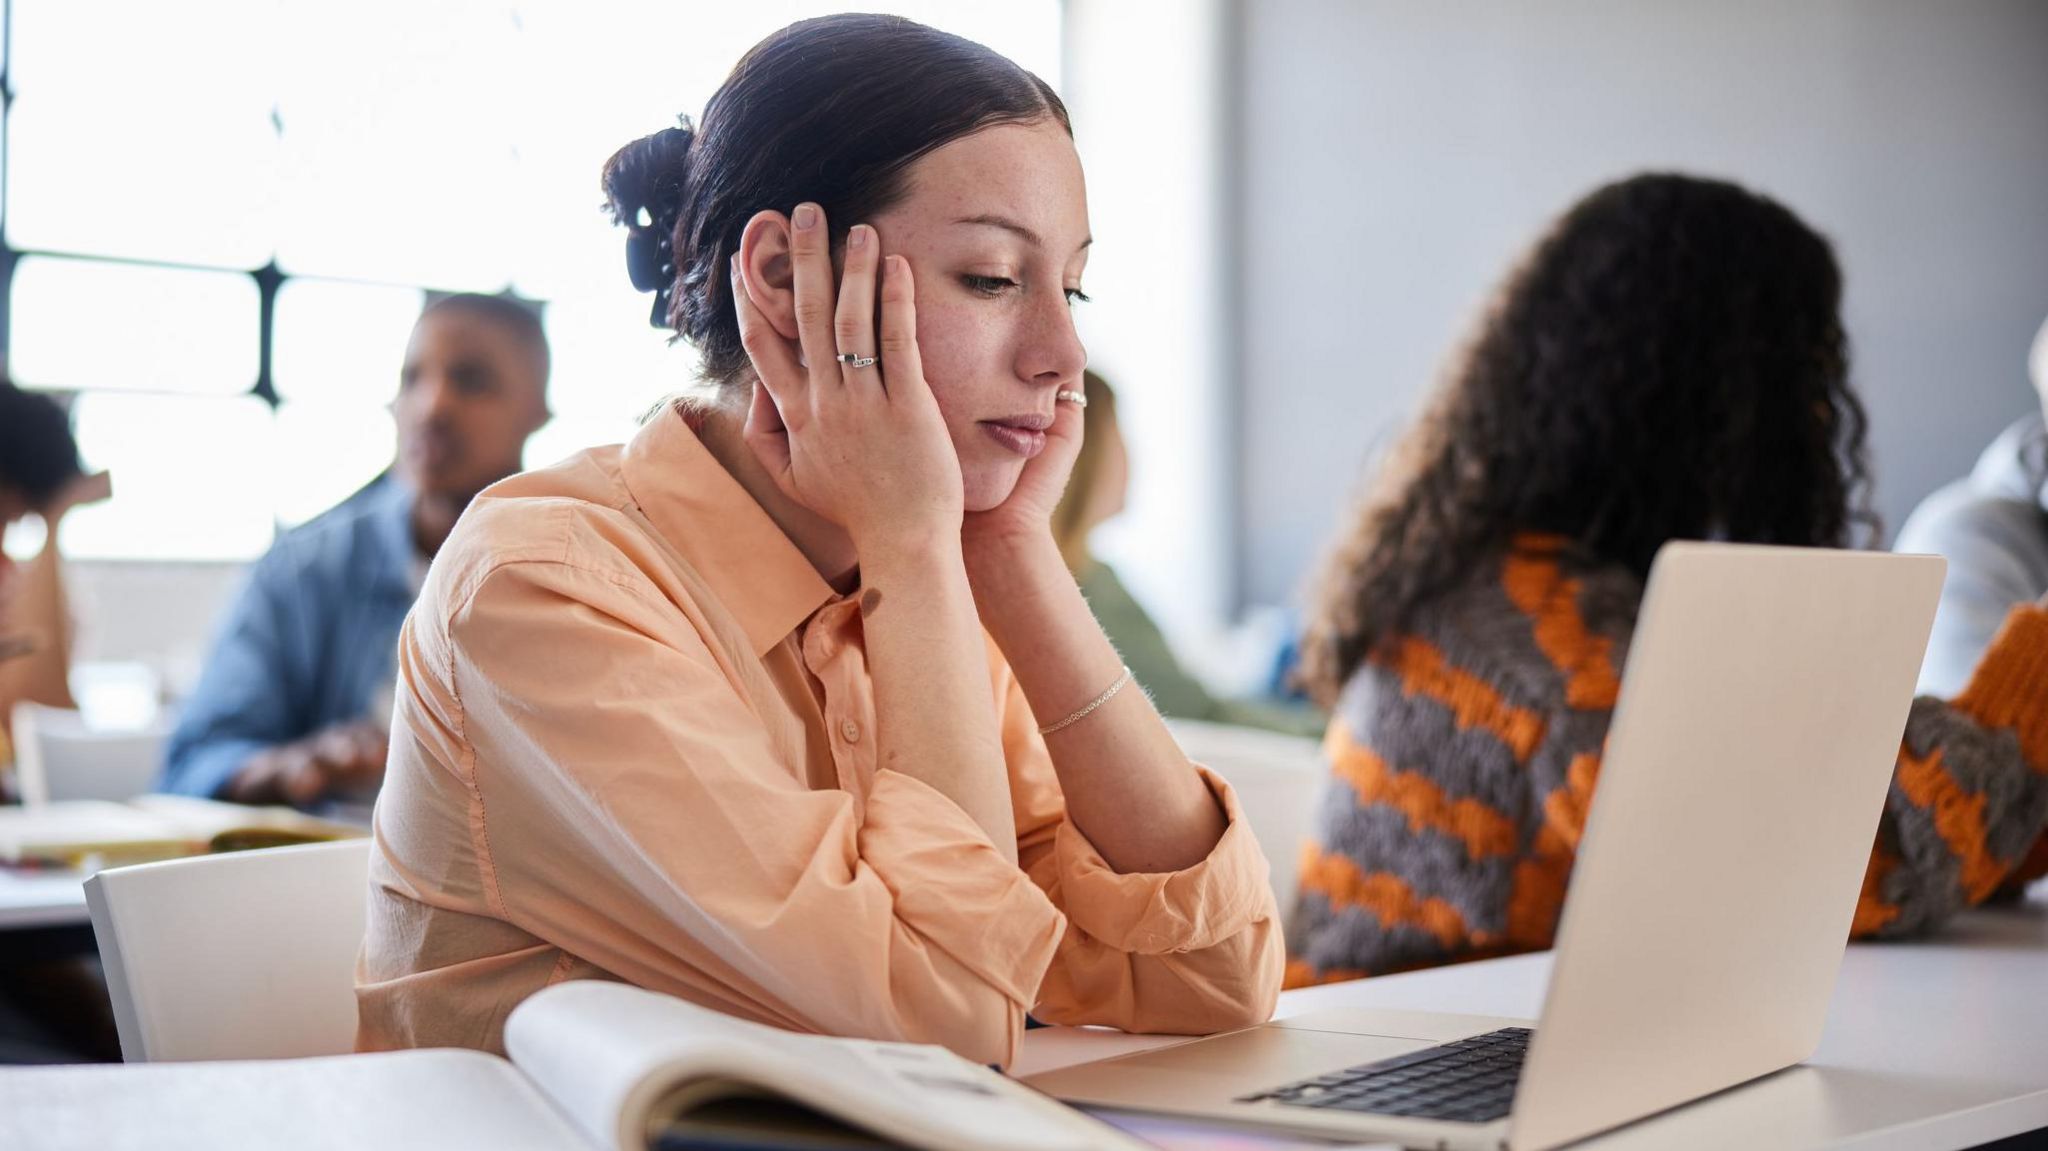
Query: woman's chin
960 463 1026 514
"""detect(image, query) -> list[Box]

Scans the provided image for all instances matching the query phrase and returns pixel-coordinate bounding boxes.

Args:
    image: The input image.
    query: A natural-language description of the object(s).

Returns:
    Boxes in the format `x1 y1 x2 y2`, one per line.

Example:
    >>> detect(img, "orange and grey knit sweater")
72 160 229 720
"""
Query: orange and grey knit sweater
1286 534 2048 988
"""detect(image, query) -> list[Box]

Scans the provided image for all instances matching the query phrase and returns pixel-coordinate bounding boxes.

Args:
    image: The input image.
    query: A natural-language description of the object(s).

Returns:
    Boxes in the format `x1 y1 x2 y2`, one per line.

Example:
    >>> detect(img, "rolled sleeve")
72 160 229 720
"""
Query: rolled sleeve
1051 765 1276 955
860 768 1065 1009
995 659 1284 1035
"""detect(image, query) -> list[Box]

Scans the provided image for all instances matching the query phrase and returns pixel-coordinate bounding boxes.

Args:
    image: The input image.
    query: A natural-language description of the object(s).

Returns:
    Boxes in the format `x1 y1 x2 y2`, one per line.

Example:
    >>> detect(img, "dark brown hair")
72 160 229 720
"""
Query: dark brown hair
601 14 1069 383
0 381 82 507
1299 172 1878 705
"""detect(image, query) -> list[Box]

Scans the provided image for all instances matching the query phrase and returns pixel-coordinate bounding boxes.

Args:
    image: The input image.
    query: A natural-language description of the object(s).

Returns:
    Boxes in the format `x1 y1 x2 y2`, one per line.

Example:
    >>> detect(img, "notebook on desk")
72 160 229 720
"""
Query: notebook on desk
0 795 362 868
0 981 1151 1151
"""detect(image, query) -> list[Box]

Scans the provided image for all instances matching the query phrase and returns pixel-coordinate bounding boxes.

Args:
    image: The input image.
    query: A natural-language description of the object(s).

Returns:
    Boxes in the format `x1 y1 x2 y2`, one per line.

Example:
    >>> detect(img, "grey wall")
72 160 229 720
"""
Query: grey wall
1237 0 2048 609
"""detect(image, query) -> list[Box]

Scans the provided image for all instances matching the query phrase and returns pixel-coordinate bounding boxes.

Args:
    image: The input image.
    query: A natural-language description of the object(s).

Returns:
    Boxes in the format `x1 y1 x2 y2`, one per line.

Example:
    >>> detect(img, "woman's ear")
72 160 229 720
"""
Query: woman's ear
738 210 800 342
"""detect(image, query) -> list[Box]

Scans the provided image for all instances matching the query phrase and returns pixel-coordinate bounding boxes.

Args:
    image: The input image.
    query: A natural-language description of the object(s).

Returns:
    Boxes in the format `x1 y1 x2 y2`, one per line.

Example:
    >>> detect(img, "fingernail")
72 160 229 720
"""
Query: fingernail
849 225 868 251
794 203 818 230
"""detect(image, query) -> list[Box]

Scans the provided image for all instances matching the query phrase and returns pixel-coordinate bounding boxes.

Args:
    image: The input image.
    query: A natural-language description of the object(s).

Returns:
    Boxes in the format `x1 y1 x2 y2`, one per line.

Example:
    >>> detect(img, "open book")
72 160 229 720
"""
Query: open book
0 795 364 868
0 982 1154 1151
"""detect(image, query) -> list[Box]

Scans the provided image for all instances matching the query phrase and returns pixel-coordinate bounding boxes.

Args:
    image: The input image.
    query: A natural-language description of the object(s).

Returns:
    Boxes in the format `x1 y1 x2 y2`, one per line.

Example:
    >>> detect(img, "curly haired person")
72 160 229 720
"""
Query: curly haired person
1287 174 2048 987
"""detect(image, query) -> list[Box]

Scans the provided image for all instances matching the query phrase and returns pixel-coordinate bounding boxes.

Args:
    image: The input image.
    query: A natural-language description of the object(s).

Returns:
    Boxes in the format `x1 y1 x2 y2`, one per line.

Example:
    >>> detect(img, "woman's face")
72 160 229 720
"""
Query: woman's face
868 120 1092 512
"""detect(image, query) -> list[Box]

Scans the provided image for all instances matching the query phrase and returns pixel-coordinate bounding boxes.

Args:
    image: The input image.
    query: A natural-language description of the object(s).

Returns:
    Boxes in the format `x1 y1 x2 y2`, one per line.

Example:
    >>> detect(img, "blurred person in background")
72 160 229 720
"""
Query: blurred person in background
0 379 119 1065
0 381 110 774
1895 314 2048 696
1051 369 1321 735
158 293 549 807
1287 174 2048 988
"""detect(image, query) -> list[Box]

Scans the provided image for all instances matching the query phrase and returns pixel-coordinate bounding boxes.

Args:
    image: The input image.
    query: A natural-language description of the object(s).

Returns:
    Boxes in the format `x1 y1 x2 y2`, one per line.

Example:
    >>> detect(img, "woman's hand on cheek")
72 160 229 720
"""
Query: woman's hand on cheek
732 205 964 556
962 389 1084 554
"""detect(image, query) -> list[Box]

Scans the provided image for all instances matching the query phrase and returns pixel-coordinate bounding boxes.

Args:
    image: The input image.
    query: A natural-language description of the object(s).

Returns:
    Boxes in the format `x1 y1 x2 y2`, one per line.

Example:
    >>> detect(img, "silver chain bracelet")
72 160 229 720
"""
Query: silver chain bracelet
1037 665 1134 736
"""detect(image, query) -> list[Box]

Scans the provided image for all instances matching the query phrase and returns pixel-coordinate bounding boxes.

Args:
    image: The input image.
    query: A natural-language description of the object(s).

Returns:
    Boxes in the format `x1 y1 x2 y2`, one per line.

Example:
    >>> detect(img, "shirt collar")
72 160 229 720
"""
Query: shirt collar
619 405 837 657
368 475 421 598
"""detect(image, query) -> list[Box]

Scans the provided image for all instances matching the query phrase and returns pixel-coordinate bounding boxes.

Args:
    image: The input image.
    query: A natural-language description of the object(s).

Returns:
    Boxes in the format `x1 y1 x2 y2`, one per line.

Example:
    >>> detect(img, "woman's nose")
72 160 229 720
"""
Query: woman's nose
1024 294 1087 386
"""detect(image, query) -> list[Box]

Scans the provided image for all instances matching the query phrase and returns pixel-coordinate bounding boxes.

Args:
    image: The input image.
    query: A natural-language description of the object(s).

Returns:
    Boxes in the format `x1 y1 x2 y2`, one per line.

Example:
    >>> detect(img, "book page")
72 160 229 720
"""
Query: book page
127 793 365 844
0 800 186 865
0 1049 596 1151
0 796 363 866
506 981 1148 1151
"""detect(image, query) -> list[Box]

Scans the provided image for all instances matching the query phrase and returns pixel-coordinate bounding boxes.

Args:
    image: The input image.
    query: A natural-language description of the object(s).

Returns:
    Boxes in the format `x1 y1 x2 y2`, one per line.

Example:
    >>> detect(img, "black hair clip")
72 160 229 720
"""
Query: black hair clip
625 225 677 329
625 229 666 292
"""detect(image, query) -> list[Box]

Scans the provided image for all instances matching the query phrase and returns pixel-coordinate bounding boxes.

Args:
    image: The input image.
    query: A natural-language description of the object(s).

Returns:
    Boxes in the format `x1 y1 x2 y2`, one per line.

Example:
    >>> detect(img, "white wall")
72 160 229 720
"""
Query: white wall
1063 0 1236 647
62 561 246 700
1237 0 2048 609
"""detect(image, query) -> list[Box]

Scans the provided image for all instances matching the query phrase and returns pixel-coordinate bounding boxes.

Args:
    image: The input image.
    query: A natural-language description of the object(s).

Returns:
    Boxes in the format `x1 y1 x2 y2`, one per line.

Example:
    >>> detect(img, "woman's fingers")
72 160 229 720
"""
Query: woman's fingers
787 202 841 385
878 255 928 406
742 378 796 493
731 256 808 431
833 224 882 388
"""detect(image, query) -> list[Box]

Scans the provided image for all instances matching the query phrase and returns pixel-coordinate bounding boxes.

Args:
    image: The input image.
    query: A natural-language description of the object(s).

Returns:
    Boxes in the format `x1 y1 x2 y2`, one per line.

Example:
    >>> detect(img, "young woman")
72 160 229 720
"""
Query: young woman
1287 173 2048 988
356 15 1282 1063
0 384 103 764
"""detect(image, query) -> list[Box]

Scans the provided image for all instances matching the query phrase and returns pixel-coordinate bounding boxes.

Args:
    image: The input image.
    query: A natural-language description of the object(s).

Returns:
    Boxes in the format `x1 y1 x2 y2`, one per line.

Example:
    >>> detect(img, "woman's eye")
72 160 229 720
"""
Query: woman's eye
963 274 1018 296
962 275 1090 305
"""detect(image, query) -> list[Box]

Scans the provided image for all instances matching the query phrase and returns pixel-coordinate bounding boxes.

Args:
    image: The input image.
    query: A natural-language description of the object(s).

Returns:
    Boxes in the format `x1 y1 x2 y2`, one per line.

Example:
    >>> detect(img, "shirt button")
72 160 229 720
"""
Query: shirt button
840 718 862 743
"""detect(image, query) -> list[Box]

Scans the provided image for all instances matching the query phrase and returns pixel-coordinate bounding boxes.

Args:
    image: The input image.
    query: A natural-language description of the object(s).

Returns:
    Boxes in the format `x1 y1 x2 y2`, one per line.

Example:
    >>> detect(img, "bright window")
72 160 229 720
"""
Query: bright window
6 0 279 270
9 257 262 396
60 393 278 562
271 279 426 408
4 0 1060 562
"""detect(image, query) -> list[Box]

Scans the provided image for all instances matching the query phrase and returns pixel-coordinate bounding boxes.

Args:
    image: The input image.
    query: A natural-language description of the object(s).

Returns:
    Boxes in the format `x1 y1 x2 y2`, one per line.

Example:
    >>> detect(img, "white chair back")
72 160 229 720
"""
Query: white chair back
10 701 172 806
84 838 373 1062
1166 718 1326 934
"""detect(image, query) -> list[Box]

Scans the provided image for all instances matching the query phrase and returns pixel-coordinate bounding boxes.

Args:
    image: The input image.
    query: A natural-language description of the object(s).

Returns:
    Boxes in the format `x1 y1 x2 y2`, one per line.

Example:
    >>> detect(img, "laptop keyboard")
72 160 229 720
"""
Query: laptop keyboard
1236 1027 1531 1124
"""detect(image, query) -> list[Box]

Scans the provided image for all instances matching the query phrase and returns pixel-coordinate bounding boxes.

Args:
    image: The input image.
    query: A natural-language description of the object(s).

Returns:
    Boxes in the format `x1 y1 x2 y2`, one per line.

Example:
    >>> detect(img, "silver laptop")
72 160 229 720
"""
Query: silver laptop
1026 543 1944 1151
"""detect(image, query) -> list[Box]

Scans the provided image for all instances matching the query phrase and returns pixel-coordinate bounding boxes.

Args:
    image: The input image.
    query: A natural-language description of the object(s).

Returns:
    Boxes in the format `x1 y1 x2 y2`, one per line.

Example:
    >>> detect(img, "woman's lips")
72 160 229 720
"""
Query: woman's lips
979 420 1048 459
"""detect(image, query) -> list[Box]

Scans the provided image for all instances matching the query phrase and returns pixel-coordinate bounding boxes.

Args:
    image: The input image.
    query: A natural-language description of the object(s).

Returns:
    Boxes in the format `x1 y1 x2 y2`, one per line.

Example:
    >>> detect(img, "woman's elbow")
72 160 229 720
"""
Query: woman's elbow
1208 918 1285 1030
886 958 1031 1068
1192 952 1284 1034
1122 929 1286 1036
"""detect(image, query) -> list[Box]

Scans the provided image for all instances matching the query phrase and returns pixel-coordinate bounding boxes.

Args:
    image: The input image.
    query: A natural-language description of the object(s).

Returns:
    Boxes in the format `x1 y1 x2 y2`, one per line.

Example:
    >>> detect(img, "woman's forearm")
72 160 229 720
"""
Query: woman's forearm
860 535 1018 865
968 533 1225 873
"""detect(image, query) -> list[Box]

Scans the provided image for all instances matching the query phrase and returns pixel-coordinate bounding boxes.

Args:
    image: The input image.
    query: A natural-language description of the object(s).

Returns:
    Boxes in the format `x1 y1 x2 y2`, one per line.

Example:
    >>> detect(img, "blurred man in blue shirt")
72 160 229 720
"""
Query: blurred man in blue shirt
161 294 550 805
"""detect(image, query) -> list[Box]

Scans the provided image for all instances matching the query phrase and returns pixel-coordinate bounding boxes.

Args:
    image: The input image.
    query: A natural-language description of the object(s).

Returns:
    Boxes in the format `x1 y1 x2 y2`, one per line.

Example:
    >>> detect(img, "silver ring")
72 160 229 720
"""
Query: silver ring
836 353 877 369
1055 389 1088 408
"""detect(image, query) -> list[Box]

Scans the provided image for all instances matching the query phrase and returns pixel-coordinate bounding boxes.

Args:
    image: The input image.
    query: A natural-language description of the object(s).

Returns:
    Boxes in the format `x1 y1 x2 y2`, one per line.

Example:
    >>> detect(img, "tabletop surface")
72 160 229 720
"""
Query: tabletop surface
0 867 89 931
10 853 2045 1148
1017 886 2048 1151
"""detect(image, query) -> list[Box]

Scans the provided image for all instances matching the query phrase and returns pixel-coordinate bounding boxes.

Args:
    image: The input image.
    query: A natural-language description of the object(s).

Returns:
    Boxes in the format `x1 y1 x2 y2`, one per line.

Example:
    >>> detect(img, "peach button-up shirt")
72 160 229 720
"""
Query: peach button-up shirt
355 408 1283 1065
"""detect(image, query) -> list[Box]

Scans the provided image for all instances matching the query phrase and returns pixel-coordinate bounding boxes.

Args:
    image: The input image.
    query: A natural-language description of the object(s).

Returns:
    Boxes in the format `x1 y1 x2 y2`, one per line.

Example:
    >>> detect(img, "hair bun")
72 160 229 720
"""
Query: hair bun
603 121 696 327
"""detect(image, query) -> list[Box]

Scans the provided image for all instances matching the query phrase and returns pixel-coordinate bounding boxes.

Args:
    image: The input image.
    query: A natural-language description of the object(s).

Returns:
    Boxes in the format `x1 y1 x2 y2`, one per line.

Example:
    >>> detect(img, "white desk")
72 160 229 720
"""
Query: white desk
1017 891 2048 1150
0 868 89 931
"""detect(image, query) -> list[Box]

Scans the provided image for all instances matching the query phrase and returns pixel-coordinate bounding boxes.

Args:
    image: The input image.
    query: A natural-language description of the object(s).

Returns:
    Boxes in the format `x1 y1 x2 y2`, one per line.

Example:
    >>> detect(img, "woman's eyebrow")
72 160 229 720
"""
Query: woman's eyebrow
953 213 1093 253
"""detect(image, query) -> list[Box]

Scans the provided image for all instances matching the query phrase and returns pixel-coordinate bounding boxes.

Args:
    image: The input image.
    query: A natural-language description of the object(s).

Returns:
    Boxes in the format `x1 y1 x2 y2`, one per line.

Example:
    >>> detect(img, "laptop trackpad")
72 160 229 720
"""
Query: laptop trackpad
1028 1026 1431 1114
1134 1025 1426 1079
